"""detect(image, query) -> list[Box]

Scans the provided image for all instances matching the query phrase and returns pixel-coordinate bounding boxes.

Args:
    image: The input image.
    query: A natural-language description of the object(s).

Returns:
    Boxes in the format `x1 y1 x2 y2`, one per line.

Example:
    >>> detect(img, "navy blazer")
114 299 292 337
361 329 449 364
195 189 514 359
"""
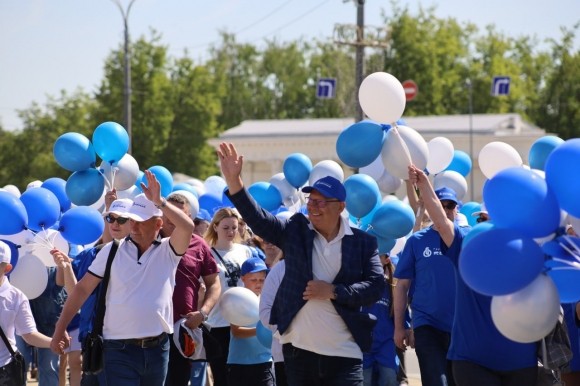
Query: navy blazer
227 188 384 352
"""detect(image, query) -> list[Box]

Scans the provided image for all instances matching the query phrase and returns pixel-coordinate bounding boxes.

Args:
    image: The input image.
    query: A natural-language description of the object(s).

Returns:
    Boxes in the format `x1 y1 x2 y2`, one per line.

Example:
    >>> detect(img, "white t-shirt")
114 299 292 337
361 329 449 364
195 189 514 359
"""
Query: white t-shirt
207 243 252 328
88 237 181 339
0 278 36 365
280 216 362 359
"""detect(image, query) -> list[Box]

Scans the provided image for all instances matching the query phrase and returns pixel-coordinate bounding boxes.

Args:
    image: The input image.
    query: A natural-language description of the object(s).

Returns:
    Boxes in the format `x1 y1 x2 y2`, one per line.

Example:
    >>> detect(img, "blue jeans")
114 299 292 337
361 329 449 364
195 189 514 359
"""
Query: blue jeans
16 336 59 386
363 365 397 386
413 325 454 386
190 362 207 386
103 333 170 386
282 344 363 386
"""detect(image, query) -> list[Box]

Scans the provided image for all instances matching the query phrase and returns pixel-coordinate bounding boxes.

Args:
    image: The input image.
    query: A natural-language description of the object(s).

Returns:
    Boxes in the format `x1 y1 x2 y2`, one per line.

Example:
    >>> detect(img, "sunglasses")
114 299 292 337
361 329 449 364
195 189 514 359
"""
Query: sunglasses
105 215 129 225
476 216 488 223
441 201 457 210
306 197 341 208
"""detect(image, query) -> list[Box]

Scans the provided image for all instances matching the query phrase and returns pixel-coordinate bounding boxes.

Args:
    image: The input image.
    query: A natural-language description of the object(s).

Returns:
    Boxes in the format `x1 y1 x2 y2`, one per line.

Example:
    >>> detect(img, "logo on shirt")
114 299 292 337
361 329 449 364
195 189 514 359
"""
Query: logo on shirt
423 247 432 258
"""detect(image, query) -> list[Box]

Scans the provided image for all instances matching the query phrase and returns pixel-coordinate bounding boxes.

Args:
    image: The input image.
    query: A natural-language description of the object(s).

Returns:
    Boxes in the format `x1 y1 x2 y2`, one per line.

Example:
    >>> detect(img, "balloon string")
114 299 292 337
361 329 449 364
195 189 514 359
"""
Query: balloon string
558 239 580 262
97 168 112 191
562 235 580 256
110 165 118 190
391 123 413 167
550 262 580 270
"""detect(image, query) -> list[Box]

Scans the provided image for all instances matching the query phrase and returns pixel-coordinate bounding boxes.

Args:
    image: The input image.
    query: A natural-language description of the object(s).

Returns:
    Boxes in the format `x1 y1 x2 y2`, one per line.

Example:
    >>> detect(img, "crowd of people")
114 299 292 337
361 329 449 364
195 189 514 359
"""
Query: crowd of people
1 142 580 386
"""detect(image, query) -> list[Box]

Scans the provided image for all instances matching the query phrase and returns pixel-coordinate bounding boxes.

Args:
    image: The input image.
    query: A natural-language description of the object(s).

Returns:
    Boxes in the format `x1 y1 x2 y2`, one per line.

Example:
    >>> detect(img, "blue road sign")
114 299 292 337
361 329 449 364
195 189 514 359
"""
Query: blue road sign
491 76 511 96
317 78 337 99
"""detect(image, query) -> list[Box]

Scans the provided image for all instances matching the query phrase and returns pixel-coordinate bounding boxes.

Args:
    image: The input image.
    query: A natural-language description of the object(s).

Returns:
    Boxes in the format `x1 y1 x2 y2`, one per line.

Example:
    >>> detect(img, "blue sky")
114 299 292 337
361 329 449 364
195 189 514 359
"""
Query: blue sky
0 0 578 131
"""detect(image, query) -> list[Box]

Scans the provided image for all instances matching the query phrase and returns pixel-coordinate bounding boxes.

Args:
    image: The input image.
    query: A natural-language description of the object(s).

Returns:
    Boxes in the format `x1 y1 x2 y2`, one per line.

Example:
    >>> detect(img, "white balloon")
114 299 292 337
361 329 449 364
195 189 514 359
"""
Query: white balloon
170 190 200 220
426 137 454 174
376 170 402 194
491 274 560 343
359 154 385 181
89 187 107 213
26 180 42 190
269 173 296 200
117 185 141 201
2 184 21 197
381 126 429 180
358 72 406 123
0 229 35 249
186 178 206 197
9 254 49 300
309 160 344 185
434 170 468 201
382 194 399 203
220 287 260 326
390 236 407 256
478 142 523 179
30 229 70 267
100 153 140 191
204 176 227 198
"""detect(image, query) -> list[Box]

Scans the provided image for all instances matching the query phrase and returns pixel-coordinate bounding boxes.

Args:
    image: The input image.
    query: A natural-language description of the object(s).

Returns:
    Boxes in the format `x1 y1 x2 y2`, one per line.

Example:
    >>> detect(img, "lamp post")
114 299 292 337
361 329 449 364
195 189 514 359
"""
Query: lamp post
466 78 474 201
354 0 365 123
111 0 137 154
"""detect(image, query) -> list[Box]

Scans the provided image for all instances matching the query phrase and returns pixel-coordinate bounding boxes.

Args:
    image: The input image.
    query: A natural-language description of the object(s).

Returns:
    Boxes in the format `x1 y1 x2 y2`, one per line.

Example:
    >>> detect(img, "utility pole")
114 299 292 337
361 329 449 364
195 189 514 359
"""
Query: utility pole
334 0 389 123
466 78 474 201
111 0 137 154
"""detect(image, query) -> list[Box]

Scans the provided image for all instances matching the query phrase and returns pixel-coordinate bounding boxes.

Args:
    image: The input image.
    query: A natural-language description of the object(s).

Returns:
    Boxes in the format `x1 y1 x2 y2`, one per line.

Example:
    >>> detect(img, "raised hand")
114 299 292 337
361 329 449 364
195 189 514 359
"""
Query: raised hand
140 170 162 205
104 189 118 211
217 142 244 194
50 249 70 269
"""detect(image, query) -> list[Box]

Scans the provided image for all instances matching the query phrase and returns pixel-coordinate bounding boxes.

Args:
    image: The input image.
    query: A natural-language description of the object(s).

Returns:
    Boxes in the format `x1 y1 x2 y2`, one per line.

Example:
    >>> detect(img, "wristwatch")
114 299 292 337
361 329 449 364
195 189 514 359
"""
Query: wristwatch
199 309 209 322
155 197 167 209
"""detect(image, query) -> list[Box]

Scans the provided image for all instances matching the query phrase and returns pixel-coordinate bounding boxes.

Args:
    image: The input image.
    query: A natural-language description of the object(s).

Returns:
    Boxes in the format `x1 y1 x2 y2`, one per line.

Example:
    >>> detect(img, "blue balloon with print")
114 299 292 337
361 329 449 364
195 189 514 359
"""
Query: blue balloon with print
483 166 560 238
370 200 415 239
256 321 273 349
336 120 384 168
59 206 105 245
445 150 472 177
53 132 96 172
20 187 61 232
143 166 173 198
248 182 282 212
459 227 544 296
0 191 28 235
283 153 312 188
42 177 71 213
459 201 481 227
344 174 381 219
529 136 564 171
92 121 130 164
198 193 223 218
66 169 106 206
545 138 580 217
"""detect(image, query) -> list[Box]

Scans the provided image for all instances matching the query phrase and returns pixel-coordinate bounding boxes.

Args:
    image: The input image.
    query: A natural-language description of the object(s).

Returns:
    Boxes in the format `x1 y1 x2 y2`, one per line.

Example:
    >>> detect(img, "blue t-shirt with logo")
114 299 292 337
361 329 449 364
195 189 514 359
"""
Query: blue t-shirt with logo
394 225 459 333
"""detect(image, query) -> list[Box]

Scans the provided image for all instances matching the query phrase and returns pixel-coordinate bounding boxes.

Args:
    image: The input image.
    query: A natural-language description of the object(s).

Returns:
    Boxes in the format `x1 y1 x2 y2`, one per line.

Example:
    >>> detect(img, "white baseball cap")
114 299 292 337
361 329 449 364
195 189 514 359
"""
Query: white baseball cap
103 198 133 217
173 318 205 360
125 194 163 222
0 241 11 264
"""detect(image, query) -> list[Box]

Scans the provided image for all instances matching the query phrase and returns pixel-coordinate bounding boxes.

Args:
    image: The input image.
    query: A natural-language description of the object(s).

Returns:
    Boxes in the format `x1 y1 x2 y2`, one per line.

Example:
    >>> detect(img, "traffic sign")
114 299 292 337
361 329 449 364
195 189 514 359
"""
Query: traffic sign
491 76 511 96
402 79 418 101
316 78 337 99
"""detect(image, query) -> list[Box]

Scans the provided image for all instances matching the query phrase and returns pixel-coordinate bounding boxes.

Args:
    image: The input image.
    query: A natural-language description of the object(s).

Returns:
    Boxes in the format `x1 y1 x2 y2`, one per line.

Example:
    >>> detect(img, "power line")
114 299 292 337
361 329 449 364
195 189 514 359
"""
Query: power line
234 0 295 35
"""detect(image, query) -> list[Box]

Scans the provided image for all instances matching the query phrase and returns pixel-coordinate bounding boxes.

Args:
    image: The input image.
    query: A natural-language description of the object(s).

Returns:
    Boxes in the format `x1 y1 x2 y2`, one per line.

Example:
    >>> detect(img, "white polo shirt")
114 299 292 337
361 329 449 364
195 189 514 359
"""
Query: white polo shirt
0 278 36 365
88 237 181 339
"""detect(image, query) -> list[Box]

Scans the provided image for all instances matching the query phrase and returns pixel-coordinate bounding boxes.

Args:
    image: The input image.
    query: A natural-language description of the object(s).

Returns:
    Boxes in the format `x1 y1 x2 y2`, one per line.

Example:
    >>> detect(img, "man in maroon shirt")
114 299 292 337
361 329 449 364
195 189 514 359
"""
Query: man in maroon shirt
162 193 221 386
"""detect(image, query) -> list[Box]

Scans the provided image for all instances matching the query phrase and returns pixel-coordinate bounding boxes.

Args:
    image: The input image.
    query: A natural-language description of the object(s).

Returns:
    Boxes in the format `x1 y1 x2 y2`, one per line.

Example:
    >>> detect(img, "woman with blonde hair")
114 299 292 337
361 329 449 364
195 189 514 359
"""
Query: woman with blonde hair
204 207 252 386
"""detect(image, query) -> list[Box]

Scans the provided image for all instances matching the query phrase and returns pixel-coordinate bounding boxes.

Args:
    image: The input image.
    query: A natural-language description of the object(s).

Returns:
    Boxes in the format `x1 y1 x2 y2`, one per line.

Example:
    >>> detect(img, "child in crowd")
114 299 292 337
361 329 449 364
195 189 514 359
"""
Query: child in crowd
227 258 274 386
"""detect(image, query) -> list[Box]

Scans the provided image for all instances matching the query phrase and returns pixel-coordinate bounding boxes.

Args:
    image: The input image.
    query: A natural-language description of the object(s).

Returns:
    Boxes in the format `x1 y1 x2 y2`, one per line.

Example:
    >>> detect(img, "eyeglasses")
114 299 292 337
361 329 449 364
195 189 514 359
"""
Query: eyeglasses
476 216 488 223
441 201 457 210
105 215 129 225
306 197 340 208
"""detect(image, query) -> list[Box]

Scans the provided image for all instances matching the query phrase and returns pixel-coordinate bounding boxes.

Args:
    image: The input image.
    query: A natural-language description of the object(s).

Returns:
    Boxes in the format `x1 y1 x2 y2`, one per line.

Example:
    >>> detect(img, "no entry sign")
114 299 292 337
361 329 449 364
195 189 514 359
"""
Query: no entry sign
402 79 418 101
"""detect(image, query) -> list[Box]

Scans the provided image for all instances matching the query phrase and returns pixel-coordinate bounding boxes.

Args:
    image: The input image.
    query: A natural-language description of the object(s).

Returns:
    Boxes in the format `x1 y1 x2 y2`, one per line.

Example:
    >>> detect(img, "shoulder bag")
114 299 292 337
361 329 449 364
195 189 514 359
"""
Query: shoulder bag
0 324 26 386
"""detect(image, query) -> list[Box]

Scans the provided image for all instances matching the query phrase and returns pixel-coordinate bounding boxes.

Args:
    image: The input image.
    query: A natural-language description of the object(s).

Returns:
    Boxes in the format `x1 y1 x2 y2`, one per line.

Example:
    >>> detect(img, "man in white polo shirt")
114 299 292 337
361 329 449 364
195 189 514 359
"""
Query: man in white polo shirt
51 170 194 385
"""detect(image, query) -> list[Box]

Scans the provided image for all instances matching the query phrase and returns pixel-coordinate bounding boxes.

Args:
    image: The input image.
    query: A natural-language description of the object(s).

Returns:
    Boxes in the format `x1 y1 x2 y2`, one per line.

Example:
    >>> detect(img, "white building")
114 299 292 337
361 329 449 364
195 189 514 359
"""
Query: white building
209 114 547 202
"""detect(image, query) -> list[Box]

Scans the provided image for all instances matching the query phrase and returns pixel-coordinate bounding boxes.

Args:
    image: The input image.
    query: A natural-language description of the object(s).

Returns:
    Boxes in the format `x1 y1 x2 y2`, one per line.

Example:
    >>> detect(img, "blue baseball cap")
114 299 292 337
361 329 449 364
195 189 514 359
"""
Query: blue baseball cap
195 208 212 223
301 176 346 202
241 257 268 276
435 187 458 204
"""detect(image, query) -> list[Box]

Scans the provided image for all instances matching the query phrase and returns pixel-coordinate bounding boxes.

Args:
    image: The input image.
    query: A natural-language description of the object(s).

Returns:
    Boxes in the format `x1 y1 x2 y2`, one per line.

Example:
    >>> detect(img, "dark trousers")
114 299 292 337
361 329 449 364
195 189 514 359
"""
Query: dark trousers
275 361 288 386
208 327 231 386
227 362 275 386
452 360 537 386
414 325 455 386
282 343 363 386
165 334 192 386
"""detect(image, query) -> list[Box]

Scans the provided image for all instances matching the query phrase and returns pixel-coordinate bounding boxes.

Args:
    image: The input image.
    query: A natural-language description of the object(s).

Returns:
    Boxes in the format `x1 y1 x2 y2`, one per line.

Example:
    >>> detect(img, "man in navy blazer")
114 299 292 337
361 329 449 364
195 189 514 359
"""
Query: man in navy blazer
218 142 384 386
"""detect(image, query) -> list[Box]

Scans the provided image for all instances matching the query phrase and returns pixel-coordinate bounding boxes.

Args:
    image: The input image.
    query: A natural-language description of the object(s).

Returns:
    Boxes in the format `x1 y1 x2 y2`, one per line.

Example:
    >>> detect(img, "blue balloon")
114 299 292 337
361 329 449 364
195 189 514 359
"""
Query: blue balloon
344 174 381 218
0 191 28 235
461 221 495 248
172 183 199 198
59 206 105 245
336 120 385 168
92 121 130 164
370 200 415 239
459 201 481 227
53 132 96 172
547 262 580 303
221 188 234 208
143 166 173 198
42 177 71 213
545 138 580 217
367 229 396 255
459 228 544 296
283 153 312 188
198 193 223 218
0 239 19 271
256 321 273 348
20 187 60 232
529 136 564 171
66 169 106 206
445 150 472 177
350 203 380 232
248 182 282 212
483 167 560 238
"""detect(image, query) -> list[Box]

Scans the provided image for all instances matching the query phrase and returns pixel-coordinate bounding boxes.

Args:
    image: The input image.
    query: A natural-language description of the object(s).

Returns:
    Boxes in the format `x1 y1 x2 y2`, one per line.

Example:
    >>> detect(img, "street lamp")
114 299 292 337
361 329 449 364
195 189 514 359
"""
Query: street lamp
466 78 474 201
111 0 137 154
354 0 365 123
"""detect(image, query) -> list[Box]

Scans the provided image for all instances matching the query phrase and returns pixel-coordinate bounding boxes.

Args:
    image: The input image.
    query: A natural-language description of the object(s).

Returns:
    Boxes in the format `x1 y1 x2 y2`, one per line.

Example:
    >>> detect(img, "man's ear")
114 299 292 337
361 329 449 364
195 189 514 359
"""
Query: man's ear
4 263 13 274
